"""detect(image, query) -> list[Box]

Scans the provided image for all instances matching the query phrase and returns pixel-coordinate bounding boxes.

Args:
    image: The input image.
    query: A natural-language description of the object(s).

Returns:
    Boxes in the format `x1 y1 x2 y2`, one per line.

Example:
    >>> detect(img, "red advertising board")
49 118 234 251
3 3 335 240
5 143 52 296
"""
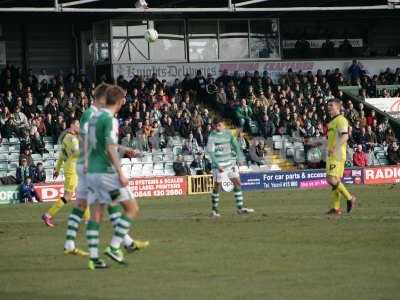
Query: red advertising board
34 176 188 202
364 166 400 185
34 183 74 202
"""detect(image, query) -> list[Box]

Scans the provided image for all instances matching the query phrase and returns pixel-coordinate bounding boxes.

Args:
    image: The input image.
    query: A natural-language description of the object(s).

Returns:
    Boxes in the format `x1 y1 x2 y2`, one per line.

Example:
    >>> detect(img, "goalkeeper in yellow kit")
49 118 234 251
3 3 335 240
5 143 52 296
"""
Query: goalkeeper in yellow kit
326 98 357 215
41 119 86 227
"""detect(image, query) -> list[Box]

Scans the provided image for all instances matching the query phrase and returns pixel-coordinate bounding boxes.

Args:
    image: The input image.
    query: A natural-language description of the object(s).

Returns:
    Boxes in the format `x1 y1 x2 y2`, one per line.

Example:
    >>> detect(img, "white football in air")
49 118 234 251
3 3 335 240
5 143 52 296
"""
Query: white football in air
144 29 158 43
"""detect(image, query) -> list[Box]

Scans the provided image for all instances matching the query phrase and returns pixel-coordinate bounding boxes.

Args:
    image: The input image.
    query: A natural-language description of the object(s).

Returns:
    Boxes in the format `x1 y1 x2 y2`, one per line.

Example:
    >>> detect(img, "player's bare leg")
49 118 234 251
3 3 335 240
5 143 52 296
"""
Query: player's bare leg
231 177 254 214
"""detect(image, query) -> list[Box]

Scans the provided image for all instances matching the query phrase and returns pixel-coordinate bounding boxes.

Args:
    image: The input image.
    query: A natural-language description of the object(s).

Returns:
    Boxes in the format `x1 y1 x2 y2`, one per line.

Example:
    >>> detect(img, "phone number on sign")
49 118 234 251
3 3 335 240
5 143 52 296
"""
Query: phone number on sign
132 189 185 198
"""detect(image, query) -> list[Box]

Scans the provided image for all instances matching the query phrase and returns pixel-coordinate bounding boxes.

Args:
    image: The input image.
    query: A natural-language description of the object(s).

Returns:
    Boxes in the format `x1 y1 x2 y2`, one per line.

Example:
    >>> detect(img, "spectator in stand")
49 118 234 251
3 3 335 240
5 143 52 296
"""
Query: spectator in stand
237 130 250 155
235 98 253 129
321 38 335 58
353 144 368 167
32 162 46 183
173 154 190 176
388 141 400 165
16 157 33 184
249 139 266 165
386 128 397 144
190 152 212 175
19 147 33 166
182 132 199 155
348 59 363 84
20 176 38 203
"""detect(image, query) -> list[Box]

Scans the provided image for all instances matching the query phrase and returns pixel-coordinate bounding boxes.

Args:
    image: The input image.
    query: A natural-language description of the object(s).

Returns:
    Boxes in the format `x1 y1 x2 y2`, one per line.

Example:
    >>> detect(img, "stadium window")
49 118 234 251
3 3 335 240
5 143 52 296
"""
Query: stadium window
112 21 149 63
188 21 218 62
94 22 110 64
219 20 249 60
150 20 186 62
249 19 281 59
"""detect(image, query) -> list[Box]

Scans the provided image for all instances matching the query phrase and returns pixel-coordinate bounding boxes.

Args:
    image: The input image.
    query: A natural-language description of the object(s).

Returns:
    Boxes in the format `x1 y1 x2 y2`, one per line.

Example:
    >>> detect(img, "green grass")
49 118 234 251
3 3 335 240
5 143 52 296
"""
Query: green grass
0 185 399 300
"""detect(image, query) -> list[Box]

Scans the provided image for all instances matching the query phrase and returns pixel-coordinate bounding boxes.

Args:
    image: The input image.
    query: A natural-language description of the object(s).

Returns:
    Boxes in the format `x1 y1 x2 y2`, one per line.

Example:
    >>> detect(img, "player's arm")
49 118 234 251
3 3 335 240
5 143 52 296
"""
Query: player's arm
54 140 65 179
230 133 245 165
117 145 140 157
106 118 129 187
67 136 80 160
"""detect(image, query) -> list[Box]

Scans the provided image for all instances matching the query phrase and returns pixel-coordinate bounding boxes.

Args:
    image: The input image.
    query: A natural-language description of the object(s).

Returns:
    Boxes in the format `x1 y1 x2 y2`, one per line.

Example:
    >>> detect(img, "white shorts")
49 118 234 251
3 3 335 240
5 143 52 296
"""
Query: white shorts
75 164 88 200
212 165 240 183
87 173 135 205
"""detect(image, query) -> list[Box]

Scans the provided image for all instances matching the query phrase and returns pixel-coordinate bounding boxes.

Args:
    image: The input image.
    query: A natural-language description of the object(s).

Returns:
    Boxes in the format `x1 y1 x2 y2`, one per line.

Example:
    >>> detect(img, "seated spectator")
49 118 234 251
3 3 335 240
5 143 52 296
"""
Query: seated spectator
12 106 29 137
30 128 48 155
163 117 176 138
386 128 396 144
353 144 368 167
19 147 34 166
16 157 33 184
259 114 275 138
121 133 133 148
32 162 46 183
20 176 39 203
249 140 266 165
237 131 250 156
190 152 212 175
182 133 199 155
234 99 253 129
173 154 190 176
387 142 400 165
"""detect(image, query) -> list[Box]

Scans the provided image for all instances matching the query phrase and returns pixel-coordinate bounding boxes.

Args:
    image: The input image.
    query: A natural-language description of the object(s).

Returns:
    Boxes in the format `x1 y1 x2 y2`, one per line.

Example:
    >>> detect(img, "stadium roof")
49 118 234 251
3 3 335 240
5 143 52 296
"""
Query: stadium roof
0 0 395 12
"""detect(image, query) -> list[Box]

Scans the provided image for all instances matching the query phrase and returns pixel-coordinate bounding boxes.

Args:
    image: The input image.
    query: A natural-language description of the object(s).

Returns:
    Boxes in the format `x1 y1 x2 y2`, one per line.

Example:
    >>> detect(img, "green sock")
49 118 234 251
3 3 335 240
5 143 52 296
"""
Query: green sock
107 205 122 228
110 215 132 250
64 207 84 250
86 220 100 259
211 192 220 211
233 187 244 209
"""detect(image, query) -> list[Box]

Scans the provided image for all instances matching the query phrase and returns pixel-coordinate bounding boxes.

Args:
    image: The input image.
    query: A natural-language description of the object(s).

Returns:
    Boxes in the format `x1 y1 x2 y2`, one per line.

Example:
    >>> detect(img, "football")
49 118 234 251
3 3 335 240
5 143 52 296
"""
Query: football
144 29 158 42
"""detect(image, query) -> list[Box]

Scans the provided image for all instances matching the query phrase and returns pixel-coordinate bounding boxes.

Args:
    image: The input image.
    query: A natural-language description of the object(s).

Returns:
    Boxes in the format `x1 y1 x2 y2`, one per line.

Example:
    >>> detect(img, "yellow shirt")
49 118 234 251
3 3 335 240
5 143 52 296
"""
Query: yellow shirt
327 114 348 161
55 131 79 174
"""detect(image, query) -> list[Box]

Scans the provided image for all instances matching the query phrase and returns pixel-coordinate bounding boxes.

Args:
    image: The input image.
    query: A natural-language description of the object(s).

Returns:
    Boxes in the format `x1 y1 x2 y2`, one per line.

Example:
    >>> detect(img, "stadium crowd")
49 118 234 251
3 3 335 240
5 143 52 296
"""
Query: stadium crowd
0 59 399 186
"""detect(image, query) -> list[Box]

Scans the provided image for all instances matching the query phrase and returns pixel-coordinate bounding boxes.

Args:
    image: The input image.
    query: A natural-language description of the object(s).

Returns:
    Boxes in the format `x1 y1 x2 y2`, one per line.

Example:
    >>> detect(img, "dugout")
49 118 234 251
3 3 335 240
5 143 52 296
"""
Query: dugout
0 0 399 81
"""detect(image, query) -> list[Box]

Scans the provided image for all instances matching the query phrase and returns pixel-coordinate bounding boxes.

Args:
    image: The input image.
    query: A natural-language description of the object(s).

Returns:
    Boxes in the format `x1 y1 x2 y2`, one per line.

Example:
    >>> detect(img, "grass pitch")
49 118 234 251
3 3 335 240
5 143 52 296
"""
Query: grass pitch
0 185 399 300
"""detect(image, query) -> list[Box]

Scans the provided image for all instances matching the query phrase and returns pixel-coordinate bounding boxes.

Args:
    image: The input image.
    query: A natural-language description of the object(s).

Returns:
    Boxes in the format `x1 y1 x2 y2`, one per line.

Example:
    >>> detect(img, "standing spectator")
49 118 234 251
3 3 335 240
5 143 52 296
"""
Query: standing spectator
348 59 363 84
353 144 368 167
321 38 335 58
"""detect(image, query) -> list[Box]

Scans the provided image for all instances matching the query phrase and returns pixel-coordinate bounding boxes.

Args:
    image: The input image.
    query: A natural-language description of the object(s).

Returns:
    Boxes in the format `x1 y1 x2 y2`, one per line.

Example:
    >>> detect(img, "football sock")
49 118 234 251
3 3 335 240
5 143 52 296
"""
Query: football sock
331 188 341 210
86 220 100 259
47 197 67 217
211 191 220 211
83 207 91 221
107 205 134 247
110 215 132 250
233 187 244 209
336 182 352 201
64 207 84 251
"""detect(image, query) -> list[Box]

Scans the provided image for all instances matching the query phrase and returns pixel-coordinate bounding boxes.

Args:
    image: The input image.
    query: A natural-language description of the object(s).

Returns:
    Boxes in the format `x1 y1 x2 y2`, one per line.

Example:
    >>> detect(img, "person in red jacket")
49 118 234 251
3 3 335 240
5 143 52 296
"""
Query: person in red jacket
353 144 368 167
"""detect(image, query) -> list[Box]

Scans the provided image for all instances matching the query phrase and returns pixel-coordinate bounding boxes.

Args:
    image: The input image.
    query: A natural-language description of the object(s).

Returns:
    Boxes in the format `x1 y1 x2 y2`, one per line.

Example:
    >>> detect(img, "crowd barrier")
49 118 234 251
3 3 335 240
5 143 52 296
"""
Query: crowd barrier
2 165 400 204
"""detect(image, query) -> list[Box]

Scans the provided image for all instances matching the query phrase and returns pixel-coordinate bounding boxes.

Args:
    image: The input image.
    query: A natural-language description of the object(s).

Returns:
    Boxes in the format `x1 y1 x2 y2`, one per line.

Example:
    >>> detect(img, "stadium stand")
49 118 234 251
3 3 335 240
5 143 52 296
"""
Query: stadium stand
0 62 399 182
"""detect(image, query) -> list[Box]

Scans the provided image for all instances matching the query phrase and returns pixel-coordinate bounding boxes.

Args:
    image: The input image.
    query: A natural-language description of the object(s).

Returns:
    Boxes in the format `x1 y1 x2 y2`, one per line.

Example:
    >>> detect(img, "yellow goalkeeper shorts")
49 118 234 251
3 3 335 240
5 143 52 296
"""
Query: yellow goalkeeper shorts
326 158 345 178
